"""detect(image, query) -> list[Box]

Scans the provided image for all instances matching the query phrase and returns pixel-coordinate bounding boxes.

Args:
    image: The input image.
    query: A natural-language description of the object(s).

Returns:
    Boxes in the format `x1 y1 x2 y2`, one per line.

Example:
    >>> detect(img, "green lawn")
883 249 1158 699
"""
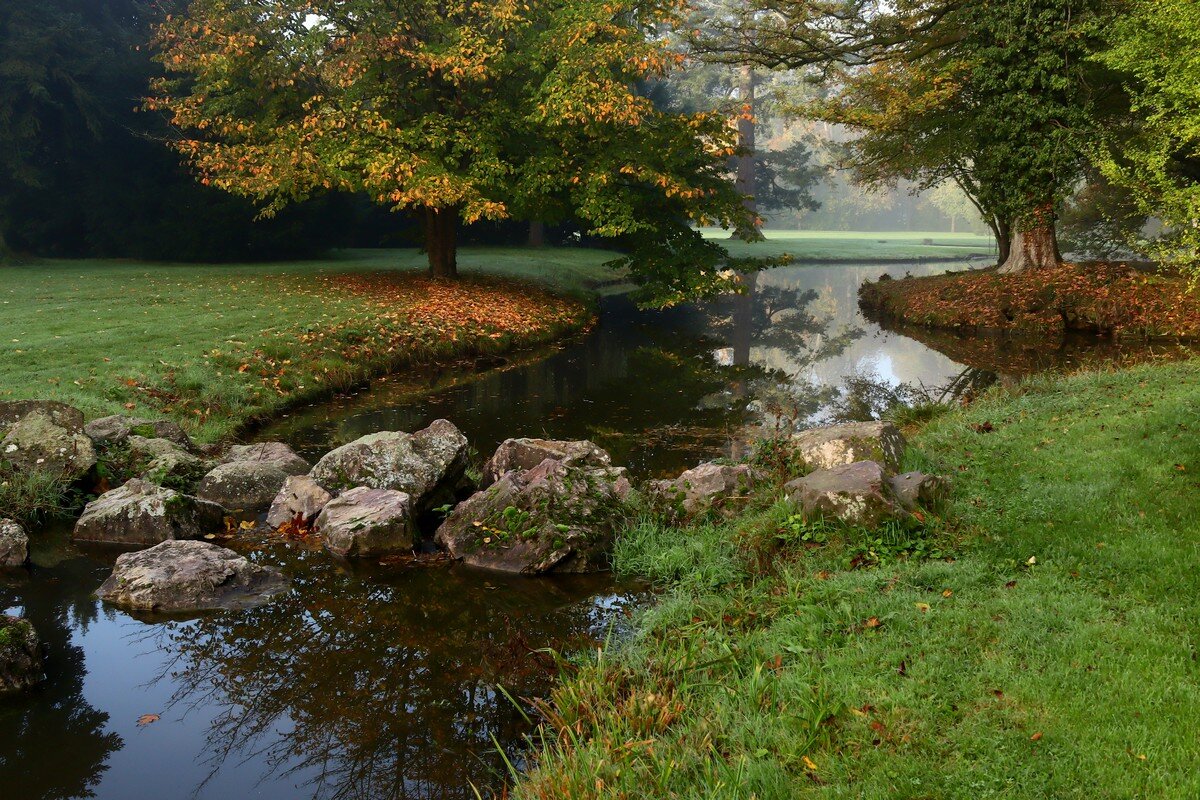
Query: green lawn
700 227 997 261
0 247 613 443
516 360 1200 799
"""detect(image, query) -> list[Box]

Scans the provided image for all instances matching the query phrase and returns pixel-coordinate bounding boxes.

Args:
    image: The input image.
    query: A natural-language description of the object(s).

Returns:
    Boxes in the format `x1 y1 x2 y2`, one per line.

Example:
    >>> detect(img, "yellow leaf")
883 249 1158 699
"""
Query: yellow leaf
915 602 931 613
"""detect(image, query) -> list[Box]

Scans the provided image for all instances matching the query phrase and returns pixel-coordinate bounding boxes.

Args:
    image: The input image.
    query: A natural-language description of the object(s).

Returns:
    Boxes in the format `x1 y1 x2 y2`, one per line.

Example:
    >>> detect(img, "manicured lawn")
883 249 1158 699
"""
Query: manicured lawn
516 360 1200 799
0 247 612 443
700 228 997 261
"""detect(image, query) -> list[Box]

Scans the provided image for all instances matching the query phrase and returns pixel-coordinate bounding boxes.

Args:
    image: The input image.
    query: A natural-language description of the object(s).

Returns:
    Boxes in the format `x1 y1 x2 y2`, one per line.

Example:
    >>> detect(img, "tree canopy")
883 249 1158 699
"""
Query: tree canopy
149 0 757 298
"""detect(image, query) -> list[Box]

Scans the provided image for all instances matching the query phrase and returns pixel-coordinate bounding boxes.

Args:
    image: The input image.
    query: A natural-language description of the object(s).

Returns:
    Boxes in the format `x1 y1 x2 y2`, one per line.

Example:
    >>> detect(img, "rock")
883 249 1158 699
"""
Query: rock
96 540 288 613
435 458 629 575
266 475 333 529
789 421 906 474
785 460 905 528
309 420 470 509
128 436 206 490
84 414 194 451
649 462 754 519
223 442 309 475
1 409 97 481
482 438 613 486
0 400 84 433
73 479 225 547
196 461 291 513
0 616 44 693
0 519 29 567
889 471 950 512
315 487 415 557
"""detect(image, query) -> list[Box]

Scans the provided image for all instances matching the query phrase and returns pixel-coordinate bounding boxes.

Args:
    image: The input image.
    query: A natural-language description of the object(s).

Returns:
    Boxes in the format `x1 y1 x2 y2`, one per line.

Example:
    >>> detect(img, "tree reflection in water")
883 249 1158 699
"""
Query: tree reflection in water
0 561 123 800
141 540 640 800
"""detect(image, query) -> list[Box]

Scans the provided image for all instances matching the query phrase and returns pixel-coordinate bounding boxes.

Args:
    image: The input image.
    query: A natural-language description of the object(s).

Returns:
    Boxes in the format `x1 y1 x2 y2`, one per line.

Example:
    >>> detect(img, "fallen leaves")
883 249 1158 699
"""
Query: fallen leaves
136 713 160 726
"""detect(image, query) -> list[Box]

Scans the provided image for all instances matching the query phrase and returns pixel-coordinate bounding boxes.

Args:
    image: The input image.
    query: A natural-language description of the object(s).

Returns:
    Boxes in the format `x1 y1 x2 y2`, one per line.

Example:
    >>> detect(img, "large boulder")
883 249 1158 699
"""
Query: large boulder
0 400 84 432
889 471 950 512
308 420 470 509
649 462 755 519
127 436 206 490
2 409 97 481
196 461 291 513
266 475 333 529
789 421 907 474
785 460 906 528
96 540 288 613
73 479 225 547
84 414 194 451
435 458 629 575
223 442 309 475
0 519 29 567
483 438 614 486
0 616 44 693
315 487 415 557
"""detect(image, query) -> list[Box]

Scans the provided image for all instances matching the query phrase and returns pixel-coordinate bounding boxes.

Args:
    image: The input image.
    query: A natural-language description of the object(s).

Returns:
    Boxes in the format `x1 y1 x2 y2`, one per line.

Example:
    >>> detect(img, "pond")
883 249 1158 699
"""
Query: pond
2 260 1190 800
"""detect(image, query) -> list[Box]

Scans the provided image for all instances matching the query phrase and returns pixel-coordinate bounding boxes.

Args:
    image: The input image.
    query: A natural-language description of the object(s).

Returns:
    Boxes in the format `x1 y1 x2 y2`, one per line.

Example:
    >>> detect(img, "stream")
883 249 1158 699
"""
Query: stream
2 260 1191 800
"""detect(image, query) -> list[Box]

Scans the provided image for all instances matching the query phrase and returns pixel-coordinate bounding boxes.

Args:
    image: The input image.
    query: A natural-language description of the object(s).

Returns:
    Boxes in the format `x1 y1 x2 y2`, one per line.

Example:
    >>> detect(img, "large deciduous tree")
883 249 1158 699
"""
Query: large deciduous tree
149 0 754 290
693 0 1118 273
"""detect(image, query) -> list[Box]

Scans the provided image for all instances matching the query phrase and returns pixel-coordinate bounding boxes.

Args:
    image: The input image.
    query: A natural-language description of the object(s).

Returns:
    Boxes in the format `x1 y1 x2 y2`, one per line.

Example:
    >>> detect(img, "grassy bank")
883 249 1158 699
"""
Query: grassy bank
0 247 613 446
861 260 1200 339
700 228 996 261
516 359 1200 799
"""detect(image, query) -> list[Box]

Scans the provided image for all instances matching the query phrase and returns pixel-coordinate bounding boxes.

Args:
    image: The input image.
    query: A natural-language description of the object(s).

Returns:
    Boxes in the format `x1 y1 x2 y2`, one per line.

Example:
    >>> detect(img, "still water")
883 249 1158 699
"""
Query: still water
2 261 1189 800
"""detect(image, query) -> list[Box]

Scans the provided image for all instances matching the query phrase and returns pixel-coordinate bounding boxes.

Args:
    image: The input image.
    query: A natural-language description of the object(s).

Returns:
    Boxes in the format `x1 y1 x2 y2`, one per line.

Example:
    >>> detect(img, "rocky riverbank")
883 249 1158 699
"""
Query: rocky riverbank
1 396 950 695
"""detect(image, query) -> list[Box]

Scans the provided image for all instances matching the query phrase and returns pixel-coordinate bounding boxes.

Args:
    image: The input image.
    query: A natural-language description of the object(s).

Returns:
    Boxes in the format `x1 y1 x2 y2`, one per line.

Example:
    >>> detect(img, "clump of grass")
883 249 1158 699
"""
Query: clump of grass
0 464 76 524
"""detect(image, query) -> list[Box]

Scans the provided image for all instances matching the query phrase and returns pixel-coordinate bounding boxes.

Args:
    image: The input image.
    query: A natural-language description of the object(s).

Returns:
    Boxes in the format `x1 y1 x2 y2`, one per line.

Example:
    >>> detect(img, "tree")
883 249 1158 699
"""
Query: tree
1096 0 1200 270
691 0 1119 272
149 0 754 288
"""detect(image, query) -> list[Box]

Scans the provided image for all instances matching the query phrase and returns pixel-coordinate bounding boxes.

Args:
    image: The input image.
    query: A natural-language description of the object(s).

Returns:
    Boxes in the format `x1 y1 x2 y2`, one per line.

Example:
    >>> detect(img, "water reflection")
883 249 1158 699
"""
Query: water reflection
139 539 642 800
1 558 123 800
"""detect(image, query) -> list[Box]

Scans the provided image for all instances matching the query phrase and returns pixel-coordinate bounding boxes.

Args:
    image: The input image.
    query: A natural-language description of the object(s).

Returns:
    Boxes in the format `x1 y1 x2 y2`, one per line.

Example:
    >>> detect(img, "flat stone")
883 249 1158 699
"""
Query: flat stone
196 461 291 512
0 519 29 567
2 409 97 481
223 442 309 475
308 420 470 509
649 462 755 518
0 616 44 693
786 460 905 528
96 540 288 613
482 438 613 486
73 479 225 547
790 421 907 474
266 475 333 529
84 415 194 451
316 487 415 558
436 458 629 575
889 471 951 512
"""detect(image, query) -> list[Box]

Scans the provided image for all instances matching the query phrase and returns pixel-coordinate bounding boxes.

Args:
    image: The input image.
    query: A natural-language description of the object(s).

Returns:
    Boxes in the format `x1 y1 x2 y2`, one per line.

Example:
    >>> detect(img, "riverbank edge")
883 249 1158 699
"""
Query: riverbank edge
0 274 599 524
858 260 1200 339
512 357 1200 798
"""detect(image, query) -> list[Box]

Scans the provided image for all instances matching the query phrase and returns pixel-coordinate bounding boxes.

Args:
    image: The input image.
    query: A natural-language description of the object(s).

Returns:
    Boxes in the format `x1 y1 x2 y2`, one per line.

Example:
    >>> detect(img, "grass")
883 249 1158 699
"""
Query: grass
700 228 997 262
0 247 615 444
515 359 1200 799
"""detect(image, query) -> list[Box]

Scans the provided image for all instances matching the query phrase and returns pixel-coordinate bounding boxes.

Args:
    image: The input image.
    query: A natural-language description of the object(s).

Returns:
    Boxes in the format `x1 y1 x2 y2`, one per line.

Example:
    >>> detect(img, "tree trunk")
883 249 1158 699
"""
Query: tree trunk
423 206 458 279
993 217 1012 263
735 64 758 224
998 218 1060 274
528 220 545 248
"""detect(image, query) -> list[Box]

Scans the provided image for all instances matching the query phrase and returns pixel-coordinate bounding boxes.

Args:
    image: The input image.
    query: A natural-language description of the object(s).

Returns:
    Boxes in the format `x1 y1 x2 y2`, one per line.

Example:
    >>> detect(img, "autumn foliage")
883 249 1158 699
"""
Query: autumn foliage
860 263 1200 339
